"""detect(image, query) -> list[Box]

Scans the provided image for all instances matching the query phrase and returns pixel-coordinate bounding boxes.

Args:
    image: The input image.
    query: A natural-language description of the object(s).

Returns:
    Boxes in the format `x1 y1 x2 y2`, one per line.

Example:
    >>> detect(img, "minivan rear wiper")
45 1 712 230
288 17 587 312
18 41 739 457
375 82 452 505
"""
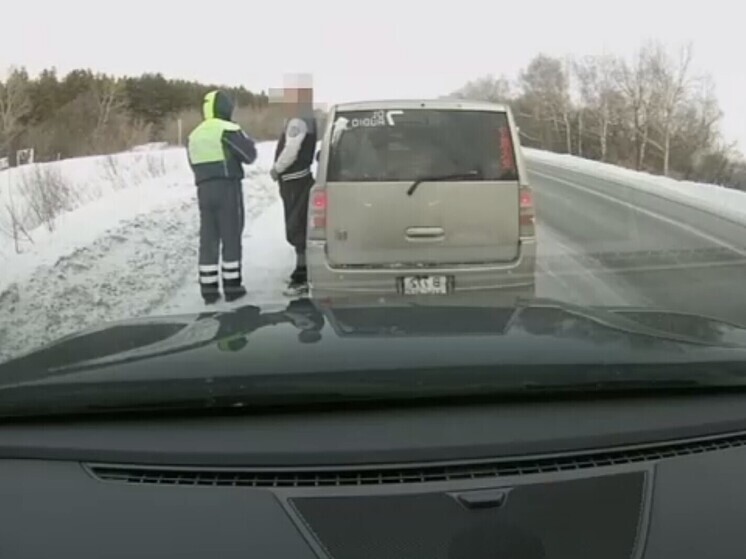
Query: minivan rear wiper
407 170 481 196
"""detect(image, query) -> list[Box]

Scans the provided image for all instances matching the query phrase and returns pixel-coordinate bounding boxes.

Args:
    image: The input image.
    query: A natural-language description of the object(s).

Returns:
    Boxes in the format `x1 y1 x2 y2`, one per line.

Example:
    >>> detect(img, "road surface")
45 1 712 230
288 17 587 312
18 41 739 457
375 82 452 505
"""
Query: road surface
529 159 746 327
159 157 746 329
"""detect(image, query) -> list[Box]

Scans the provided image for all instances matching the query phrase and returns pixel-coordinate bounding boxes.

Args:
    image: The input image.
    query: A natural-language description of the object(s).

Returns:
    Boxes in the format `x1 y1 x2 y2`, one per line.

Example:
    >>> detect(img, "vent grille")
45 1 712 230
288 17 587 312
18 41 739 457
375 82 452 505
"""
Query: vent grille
87 431 746 488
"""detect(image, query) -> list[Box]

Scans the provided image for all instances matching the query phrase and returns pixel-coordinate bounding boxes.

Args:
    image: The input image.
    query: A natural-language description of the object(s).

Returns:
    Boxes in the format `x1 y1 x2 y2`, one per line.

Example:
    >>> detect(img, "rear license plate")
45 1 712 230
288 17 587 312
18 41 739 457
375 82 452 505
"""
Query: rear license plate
399 276 451 295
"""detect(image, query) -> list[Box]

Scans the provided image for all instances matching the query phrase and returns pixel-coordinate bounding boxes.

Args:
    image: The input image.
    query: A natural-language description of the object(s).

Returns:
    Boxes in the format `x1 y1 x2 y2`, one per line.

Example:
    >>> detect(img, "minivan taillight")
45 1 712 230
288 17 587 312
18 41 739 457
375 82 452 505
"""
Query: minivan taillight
500 126 516 173
519 186 535 238
309 188 327 240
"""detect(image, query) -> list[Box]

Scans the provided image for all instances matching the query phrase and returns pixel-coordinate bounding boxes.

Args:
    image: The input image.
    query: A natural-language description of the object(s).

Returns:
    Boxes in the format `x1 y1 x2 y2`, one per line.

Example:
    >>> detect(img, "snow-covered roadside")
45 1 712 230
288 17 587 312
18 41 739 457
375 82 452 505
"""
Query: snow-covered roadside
0 196 200 363
0 172 191 295
525 148 746 223
0 143 284 364
157 198 295 315
0 148 190 262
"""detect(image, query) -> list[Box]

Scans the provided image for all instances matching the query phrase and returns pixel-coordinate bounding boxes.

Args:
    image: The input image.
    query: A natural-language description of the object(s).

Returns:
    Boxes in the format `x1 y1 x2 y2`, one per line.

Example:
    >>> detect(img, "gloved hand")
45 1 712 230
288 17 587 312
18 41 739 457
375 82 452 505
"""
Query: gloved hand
270 167 279 182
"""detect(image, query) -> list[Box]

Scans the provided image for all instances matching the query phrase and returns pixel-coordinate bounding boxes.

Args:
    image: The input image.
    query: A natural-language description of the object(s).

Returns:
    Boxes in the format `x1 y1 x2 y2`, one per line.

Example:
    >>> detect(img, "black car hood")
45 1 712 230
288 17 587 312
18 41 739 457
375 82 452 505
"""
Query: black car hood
3 297 746 417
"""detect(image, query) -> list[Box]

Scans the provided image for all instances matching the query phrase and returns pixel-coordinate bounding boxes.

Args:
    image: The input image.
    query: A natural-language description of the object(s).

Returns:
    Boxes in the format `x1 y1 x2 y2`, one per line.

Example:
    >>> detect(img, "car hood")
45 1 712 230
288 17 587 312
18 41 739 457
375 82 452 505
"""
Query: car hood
2 297 746 417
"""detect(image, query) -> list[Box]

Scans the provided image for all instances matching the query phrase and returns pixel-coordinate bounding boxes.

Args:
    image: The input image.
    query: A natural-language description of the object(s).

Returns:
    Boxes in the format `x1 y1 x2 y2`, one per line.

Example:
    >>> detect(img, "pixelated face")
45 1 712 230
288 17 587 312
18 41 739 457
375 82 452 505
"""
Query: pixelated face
270 73 315 116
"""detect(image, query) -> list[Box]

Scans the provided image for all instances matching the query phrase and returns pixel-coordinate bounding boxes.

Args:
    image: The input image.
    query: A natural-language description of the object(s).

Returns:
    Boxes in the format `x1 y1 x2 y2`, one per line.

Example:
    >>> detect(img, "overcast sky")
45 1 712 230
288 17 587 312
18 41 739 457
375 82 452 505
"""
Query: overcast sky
3 0 744 149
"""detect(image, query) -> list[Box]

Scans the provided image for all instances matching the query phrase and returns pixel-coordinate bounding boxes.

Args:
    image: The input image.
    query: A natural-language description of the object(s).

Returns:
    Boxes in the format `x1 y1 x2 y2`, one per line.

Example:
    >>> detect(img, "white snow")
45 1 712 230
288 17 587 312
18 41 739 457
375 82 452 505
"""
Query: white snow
525 148 746 223
0 148 191 263
157 198 294 315
0 142 286 364
131 142 170 152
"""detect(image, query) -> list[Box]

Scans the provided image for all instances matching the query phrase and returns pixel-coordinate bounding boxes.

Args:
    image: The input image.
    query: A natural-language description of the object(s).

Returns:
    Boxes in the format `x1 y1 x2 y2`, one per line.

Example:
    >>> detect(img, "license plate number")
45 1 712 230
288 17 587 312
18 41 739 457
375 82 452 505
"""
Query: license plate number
400 276 450 295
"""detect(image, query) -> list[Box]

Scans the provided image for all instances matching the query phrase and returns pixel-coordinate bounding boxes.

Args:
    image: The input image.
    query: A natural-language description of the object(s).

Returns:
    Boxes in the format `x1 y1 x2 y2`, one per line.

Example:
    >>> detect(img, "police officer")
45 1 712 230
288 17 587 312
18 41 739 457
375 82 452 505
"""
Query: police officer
188 90 257 304
270 84 317 294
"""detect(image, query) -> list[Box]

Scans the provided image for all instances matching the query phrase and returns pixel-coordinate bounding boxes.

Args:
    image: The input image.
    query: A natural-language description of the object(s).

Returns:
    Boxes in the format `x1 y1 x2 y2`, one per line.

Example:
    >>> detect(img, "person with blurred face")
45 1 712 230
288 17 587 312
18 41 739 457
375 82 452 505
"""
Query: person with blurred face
270 82 317 295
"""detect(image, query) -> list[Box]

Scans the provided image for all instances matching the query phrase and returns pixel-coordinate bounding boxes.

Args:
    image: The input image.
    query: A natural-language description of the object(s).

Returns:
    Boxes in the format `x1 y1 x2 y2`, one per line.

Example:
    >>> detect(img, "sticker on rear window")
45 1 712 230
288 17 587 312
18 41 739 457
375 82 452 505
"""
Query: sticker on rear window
331 117 350 145
334 110 404 135
386 110 403 125
351 110 386 128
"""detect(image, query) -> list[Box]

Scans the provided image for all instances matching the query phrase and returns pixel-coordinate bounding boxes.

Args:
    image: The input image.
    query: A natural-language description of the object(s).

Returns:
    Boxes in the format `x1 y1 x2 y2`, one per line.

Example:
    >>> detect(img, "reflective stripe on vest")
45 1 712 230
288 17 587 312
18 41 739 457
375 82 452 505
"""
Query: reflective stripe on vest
203 91 218 119
188 118 241 165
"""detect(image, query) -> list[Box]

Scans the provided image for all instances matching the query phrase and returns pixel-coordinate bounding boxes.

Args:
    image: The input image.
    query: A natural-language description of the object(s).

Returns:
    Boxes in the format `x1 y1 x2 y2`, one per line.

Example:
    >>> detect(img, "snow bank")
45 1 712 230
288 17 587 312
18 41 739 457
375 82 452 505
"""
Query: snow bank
131 142 170 152
0 148 190 261
525 148 746 224
0 143 280 278
0 142 282 364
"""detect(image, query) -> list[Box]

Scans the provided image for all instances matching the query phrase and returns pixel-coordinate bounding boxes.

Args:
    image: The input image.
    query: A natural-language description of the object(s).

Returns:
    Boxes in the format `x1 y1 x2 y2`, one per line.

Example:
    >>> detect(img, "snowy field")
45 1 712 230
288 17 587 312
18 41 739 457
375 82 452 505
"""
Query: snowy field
2 143 746 363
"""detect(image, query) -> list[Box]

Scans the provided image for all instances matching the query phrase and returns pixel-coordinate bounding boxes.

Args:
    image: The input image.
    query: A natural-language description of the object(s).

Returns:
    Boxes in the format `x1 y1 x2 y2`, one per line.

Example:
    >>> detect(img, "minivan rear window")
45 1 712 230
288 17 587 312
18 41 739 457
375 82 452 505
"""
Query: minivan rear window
326 109 518 182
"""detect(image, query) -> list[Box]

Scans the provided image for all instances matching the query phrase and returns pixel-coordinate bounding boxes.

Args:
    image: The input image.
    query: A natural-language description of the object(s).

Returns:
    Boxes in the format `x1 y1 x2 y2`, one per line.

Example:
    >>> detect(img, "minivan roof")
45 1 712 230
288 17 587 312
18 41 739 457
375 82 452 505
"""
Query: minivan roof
333 99 510 113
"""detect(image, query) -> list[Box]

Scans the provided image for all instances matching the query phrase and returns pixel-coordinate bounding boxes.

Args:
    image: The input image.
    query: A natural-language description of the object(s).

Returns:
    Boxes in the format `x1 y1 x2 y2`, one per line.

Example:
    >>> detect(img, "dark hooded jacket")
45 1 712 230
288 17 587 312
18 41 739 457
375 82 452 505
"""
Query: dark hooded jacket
187 90 257 186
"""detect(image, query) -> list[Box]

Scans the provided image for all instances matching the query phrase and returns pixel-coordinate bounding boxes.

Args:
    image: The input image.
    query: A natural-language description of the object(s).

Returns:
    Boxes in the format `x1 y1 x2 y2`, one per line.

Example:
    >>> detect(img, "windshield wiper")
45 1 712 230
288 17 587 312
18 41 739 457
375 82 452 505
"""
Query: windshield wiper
407 170 481 196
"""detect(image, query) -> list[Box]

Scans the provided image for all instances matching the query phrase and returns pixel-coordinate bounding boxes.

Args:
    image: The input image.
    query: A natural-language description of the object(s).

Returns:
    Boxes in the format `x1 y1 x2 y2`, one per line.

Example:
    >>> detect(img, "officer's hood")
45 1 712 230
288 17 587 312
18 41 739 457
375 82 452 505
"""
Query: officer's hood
203 90 234 121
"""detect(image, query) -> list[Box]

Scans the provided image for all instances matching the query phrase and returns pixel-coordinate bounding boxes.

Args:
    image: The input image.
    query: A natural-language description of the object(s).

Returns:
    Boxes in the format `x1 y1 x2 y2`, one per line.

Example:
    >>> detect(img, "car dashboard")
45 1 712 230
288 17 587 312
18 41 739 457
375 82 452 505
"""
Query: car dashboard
3 394 746 558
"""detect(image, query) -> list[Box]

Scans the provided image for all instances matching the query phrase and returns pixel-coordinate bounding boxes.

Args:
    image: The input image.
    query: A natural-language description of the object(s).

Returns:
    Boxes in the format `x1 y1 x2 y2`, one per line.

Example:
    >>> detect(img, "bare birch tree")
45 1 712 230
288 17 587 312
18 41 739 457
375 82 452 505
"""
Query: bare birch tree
561 56 573 154
520 54 572 152
651 43 693 176
452 75 512 103
91 75 126 144
0 68 31 157
618 44 658 169
575 54 620 161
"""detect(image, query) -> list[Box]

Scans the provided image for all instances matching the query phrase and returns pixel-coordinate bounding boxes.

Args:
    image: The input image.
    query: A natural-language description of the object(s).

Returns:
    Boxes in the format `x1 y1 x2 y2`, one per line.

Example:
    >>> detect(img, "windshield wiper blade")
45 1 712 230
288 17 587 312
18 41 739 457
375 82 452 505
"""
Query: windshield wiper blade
407 170 481 196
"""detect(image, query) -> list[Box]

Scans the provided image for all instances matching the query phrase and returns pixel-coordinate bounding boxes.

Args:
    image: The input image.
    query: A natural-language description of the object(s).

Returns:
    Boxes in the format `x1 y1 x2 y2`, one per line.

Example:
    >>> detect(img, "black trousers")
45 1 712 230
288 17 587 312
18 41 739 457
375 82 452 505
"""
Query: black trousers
279 174 313 282
197 180 245 295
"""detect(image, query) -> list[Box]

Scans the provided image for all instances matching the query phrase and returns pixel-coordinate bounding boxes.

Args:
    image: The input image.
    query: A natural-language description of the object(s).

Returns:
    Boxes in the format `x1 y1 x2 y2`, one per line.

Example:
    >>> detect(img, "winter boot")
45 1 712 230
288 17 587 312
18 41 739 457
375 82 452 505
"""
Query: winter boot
223 279 247 302
289 251 307 282
284 264 308 296
284 282 309 298
226 286 247 302
222 262 247 302
289 255 308 284
201 284 221 305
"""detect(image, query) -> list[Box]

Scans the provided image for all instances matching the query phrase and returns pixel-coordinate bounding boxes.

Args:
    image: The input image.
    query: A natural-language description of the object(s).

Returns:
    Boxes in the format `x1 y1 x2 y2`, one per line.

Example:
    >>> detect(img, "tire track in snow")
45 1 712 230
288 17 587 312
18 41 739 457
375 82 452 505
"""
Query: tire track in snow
0 174 277 364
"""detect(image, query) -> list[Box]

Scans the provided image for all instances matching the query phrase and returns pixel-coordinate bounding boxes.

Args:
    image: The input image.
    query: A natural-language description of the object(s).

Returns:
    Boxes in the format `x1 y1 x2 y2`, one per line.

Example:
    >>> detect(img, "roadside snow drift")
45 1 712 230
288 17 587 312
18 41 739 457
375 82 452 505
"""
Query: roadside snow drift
0 143 285 364
525 148 746 224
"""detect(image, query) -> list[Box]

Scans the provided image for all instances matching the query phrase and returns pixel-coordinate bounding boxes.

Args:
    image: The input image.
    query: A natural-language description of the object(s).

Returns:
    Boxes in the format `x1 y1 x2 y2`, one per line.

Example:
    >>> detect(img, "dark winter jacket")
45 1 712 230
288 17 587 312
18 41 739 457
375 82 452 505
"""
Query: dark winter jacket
273 114 317 181
187 90 257 186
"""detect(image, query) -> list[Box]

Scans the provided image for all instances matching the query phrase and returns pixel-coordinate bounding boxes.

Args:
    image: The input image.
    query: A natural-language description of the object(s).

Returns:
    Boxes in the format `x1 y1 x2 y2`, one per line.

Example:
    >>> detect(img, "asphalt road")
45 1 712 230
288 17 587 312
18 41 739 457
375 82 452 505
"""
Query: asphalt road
529 160 746 327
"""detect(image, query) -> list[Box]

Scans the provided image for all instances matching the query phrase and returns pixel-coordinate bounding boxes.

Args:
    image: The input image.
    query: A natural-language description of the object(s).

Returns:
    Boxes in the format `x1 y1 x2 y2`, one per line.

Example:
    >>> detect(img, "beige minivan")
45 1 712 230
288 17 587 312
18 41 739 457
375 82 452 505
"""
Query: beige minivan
307 99 536 300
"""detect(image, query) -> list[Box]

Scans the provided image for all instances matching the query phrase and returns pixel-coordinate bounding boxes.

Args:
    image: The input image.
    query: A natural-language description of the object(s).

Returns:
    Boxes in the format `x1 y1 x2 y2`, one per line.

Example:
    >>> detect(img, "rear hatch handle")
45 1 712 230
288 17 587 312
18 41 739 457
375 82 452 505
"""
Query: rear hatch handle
406 226 445 241
407 170 482 196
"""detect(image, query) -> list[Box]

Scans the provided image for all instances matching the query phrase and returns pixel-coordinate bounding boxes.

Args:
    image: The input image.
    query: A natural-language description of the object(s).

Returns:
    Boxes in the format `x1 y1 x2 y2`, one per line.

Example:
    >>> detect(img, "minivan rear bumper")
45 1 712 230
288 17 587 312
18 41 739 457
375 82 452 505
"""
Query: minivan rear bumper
308 240 536 298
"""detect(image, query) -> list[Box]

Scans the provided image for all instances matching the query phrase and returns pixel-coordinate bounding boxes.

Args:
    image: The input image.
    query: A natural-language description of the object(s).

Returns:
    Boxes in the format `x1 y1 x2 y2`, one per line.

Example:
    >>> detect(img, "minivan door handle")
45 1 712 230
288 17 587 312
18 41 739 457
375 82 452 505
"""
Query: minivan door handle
406 226 445 241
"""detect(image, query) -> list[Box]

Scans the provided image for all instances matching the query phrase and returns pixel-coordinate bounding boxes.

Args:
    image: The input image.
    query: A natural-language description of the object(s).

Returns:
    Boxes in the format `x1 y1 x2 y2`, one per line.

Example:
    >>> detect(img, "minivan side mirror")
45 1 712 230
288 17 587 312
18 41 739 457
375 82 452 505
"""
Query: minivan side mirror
315 150 321 162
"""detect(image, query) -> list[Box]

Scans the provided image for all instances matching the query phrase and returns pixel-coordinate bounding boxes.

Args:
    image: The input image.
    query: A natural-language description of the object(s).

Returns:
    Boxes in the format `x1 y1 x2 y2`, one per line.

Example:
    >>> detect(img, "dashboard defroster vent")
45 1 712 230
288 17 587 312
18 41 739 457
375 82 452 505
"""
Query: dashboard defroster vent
86 430 746 488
